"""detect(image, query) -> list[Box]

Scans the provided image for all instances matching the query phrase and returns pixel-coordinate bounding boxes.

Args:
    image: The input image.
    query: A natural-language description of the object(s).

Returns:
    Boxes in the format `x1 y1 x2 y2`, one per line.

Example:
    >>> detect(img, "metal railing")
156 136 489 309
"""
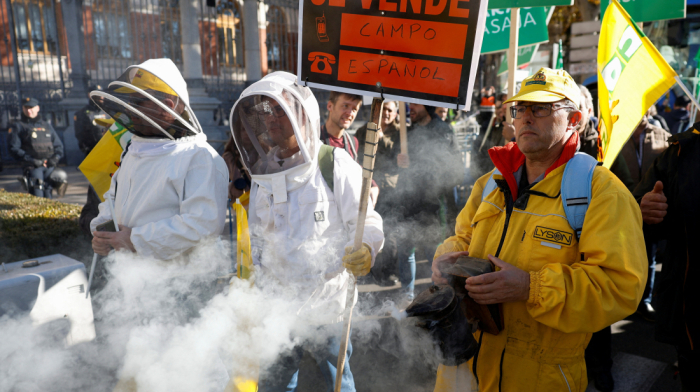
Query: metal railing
0 0 379 163
264 0 298 75
0 0 67 128
83 0 183 89
0 0 68 163
200 0 246 122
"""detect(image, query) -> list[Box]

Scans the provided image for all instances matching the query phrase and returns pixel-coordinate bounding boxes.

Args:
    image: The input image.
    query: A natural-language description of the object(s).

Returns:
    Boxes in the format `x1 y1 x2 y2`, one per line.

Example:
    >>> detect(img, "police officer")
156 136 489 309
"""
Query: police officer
74 85 108 156
8 97 65 198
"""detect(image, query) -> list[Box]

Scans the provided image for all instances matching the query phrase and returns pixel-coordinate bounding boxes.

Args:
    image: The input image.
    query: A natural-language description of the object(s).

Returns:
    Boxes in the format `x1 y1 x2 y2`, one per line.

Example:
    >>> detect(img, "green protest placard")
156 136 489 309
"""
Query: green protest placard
600 0 685 23
498 45 539 75
482 7 549 54
488 0 572 9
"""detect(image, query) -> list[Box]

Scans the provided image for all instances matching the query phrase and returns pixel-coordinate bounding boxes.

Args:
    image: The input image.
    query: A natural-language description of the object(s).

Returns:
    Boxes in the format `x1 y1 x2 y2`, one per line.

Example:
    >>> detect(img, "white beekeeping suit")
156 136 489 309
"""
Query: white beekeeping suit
229 72 384 323
89 58 228 260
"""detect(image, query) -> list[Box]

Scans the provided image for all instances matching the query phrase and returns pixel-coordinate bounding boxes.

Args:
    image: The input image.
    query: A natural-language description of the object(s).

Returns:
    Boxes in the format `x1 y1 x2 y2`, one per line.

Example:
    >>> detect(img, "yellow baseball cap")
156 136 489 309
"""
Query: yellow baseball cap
114 68 178 97
504 67 581 109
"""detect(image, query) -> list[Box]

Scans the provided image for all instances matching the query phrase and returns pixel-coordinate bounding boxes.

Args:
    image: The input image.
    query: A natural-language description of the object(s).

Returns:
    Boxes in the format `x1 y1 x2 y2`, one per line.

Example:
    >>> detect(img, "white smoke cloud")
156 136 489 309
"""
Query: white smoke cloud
1 237 437 392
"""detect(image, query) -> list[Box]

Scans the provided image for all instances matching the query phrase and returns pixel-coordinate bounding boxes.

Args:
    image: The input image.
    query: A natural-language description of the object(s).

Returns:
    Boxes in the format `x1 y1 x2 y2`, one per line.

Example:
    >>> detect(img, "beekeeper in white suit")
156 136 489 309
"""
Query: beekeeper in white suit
229 72 384 391
89 58 228 260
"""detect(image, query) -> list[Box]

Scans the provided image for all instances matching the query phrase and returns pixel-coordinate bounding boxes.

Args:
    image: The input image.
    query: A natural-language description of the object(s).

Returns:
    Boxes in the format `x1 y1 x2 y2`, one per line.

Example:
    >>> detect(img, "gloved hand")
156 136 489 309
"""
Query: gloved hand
46 157 58 167
32 158 44 168
342 243 372 277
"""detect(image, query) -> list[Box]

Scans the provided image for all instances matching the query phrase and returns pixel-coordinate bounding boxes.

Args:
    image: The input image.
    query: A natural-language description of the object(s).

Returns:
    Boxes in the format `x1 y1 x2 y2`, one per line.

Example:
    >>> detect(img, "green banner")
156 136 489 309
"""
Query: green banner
498 45 540 75
482 7 549 54
600 0 685 23
488 0 572 9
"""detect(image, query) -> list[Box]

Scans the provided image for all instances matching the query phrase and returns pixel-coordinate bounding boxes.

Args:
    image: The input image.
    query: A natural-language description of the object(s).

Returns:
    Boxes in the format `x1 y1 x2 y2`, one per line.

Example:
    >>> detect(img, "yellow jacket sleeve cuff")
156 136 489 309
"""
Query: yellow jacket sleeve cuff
528 270 542 306
434 241 466 259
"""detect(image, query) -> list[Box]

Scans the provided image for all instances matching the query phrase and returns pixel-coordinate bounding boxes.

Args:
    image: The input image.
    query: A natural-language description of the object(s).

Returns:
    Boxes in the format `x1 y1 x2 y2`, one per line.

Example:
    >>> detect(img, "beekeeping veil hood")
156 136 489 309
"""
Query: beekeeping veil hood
89 58 202 139
229 72 320 198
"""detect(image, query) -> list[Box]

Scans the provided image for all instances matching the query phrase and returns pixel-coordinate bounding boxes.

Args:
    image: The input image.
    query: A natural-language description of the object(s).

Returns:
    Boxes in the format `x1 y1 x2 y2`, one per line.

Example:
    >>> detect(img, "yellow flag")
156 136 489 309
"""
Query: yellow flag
223 196 258 392
78 120 132 201
234 197 253 280
597 0 677 168
226 377 257 392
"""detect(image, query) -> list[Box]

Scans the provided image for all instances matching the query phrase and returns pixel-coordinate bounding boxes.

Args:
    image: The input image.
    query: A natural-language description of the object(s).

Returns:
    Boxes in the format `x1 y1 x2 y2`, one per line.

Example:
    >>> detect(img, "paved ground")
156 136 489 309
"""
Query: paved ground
0 167 684 392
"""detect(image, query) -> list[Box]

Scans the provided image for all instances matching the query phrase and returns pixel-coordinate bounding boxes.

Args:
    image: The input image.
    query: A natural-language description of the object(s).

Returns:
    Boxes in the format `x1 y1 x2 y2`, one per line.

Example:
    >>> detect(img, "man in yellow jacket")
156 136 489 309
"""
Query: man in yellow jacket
431 68 647 392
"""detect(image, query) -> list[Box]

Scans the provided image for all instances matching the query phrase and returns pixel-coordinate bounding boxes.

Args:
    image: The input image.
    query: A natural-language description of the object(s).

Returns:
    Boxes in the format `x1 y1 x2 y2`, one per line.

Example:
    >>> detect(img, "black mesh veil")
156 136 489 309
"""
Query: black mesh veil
89 63 202 139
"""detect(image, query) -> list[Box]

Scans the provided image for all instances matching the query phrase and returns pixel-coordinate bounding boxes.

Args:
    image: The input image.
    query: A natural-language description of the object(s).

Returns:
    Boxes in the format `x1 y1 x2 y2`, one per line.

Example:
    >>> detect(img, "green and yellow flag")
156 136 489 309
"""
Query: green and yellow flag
78 119 132 201
597 0 677 168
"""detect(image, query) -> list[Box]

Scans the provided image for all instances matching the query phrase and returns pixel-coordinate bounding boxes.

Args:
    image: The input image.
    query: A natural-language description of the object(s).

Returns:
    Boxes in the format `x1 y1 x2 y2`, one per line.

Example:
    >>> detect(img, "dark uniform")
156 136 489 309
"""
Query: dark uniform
633 126 700 391
8 111 64 198
74 100 108 155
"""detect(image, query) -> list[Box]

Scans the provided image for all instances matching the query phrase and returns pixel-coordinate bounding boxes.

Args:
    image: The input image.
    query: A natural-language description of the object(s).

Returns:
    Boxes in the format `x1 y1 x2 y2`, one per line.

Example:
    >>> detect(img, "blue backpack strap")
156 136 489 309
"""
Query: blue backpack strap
561 152 598 239
481 169 501 201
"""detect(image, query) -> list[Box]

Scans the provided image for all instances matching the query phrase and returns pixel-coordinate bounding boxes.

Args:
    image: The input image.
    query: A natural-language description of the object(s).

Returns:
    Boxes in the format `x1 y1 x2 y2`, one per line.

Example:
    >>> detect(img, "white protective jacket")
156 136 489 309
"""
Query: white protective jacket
90 59 229 260
230 72 384 323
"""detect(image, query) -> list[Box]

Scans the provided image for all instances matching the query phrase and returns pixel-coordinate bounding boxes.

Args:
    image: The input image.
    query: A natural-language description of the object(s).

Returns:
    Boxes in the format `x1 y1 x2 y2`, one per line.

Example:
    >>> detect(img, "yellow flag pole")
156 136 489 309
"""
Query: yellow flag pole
224 196 259 392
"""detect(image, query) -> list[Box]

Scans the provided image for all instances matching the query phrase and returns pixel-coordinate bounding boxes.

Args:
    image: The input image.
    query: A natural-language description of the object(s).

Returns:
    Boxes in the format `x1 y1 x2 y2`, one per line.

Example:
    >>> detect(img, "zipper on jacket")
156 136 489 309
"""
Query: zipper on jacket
498 348 506 392
474 185 513 389
472 330 485 388
495 188 514 258
558 365 572 392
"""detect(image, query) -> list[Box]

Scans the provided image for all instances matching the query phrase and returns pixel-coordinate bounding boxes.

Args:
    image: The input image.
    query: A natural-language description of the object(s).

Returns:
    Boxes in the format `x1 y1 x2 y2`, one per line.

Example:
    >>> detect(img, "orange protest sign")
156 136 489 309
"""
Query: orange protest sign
339 14 469 59
298 0 489 109
337 50 462 97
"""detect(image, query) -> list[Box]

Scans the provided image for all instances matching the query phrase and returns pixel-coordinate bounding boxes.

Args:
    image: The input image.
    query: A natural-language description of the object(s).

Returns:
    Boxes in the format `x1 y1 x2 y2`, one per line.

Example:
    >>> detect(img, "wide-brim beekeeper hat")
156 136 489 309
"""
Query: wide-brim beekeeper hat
89 58 202 139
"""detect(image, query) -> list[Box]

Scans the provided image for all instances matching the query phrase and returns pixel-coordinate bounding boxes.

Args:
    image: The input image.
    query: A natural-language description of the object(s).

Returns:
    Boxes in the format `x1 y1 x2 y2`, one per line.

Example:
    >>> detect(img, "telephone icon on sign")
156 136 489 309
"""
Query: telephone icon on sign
316 14 329 42
309 52 335 75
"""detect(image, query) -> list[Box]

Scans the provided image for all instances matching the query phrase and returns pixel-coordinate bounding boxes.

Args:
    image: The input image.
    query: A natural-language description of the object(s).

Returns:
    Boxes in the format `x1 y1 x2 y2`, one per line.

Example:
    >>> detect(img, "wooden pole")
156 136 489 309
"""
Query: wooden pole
334 97 383 392
86 198 119 298
399 102 408 155
506 8 520 123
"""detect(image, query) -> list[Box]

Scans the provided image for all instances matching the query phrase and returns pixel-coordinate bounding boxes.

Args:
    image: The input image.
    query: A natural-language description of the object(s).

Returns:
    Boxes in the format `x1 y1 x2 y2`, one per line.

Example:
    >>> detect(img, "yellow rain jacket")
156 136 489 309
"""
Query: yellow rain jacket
434 136 647 392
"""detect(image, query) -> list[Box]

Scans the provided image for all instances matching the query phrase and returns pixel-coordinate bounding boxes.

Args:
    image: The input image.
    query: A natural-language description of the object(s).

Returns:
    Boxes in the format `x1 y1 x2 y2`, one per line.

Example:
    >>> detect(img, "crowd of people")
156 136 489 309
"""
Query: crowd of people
6 58 697 391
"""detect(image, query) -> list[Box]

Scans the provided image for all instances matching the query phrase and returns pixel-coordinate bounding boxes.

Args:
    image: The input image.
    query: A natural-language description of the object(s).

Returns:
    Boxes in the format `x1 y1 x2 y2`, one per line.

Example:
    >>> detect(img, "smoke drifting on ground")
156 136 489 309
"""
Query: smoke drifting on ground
1 235 441 391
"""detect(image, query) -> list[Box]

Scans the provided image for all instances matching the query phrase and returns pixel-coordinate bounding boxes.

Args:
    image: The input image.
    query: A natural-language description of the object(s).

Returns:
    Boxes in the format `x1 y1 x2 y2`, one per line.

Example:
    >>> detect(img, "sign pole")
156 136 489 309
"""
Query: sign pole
399 102 408 156
334 97 383 392
507 7 520 123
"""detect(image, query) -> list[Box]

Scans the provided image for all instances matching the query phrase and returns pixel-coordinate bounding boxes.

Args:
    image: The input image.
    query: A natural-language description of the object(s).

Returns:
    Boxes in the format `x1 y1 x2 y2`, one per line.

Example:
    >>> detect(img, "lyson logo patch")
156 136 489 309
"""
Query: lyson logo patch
525 71 547 86
533 226 572 246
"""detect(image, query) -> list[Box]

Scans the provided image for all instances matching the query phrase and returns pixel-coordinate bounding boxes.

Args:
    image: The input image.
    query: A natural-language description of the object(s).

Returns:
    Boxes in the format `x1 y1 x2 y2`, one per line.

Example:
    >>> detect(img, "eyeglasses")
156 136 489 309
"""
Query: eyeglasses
509 103 574 119
268 104 287 118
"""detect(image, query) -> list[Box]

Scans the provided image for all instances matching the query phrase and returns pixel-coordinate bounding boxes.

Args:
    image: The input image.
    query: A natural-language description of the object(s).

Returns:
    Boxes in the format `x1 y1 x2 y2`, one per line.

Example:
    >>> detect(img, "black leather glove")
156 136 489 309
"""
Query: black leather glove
33 158 44 168
46 157 58 167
